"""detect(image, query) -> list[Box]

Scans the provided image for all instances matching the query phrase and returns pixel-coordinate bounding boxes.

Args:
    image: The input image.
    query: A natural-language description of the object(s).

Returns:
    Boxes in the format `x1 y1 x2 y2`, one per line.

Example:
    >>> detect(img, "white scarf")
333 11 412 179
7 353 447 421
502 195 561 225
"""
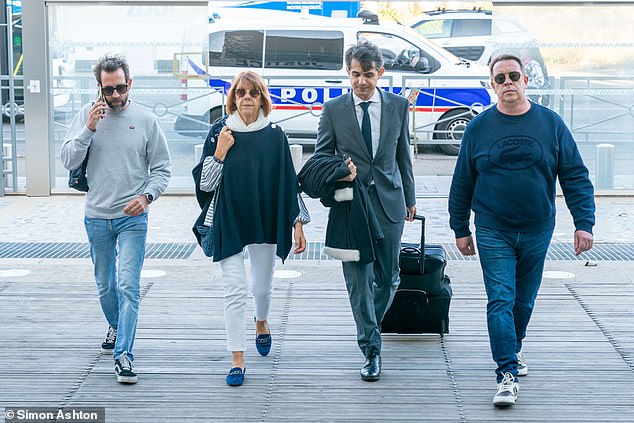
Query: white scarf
226 109 270 132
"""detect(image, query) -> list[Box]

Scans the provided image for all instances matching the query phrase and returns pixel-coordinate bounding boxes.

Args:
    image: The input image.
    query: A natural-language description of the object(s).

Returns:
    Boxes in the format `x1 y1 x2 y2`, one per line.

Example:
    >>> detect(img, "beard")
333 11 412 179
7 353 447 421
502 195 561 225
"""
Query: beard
106 94 128 112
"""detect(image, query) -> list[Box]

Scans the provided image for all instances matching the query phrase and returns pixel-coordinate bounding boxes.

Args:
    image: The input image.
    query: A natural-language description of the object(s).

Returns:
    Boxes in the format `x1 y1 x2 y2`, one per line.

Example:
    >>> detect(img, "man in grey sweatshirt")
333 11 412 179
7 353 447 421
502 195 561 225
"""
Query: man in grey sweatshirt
61 53 171 384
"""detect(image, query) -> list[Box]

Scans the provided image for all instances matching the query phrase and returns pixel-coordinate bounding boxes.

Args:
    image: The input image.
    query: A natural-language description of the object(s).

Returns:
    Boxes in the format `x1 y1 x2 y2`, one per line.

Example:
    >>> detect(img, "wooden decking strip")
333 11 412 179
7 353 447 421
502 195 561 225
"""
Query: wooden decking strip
1 260 634 422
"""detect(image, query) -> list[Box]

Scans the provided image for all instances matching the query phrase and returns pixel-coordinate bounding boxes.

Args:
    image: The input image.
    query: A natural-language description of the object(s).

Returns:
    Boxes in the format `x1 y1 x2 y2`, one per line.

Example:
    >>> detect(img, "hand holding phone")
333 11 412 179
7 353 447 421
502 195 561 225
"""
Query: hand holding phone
87 88 105 131
97 88 106 115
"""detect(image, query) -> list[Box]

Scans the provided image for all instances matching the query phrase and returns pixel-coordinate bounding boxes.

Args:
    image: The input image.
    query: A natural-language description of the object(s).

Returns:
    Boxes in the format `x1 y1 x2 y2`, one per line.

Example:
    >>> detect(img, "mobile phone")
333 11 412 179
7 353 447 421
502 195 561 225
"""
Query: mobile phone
97 87 105 114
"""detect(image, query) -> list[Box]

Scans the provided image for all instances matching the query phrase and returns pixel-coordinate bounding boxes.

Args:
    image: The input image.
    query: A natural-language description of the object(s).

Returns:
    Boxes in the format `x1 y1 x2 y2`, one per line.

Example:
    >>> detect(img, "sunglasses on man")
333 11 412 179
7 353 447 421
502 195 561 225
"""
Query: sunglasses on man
235 88 261 98
493 72 522 84
100 84 129 96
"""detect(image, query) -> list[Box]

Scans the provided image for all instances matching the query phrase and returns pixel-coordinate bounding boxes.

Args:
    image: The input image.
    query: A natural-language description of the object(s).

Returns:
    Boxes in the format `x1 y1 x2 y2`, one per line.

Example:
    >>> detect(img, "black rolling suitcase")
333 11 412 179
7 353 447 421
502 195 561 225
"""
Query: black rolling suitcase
381 215 452 335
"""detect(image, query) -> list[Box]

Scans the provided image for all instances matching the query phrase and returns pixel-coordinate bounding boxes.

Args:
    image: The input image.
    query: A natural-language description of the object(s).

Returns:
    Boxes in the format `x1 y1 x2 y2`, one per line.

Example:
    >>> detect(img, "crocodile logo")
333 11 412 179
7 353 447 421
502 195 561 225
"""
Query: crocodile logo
489 136 543 170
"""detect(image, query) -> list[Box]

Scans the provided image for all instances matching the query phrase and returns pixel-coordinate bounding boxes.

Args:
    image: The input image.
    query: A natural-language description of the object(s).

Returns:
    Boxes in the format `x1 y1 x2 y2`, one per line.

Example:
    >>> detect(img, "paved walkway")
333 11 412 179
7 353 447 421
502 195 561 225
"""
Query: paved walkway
1 190 634 422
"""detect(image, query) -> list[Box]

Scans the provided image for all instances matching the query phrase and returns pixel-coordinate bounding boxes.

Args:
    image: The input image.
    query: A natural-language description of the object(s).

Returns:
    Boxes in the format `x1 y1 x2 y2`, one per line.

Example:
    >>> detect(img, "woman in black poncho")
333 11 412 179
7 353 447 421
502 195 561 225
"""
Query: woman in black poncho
193 71 310 386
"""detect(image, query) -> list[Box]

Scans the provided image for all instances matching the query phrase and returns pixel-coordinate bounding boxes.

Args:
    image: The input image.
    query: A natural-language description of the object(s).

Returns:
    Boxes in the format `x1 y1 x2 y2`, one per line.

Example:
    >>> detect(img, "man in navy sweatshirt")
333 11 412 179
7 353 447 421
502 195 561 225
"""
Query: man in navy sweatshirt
448 53 595 407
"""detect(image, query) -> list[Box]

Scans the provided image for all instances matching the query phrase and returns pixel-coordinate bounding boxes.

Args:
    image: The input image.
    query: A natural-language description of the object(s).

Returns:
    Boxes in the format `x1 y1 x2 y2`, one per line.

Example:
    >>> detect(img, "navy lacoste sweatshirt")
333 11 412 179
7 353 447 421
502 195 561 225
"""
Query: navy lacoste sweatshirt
449 102 595 238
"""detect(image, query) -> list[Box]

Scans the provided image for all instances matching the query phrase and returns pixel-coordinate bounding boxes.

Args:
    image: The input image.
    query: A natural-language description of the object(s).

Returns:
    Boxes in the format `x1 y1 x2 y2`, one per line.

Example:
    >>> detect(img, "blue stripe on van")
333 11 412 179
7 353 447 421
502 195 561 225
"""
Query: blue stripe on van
405 87 492 108
191 66 492 108
267 86 491 108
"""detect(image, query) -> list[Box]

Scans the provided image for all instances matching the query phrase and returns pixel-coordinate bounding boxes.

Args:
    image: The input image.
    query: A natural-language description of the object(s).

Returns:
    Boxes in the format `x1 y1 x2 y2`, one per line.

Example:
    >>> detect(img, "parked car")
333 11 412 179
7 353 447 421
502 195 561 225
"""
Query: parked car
409 9 550 106
175 9 493 155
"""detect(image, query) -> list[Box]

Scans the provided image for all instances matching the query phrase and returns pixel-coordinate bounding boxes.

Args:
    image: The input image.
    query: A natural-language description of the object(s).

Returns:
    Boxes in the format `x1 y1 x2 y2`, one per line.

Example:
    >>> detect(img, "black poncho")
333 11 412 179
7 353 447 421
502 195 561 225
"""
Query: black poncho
212 123 299 262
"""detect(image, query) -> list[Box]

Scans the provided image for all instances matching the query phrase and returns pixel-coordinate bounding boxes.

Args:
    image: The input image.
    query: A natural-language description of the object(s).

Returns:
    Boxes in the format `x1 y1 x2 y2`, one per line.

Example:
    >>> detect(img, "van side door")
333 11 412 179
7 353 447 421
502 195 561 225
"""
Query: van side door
262 29 347 138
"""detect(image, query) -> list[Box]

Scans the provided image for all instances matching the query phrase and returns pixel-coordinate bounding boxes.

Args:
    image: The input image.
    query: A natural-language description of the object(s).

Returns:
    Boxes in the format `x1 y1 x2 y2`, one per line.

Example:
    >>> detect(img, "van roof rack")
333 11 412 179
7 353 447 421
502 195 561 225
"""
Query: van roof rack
357 10 379 25
426 8 492 16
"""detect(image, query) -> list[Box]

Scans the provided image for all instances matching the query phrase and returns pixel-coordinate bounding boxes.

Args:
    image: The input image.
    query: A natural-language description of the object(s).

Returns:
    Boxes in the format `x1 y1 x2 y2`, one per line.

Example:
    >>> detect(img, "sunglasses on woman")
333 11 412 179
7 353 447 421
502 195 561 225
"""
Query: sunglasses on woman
235 88 261 98
100 84 129 96
493 72 521 84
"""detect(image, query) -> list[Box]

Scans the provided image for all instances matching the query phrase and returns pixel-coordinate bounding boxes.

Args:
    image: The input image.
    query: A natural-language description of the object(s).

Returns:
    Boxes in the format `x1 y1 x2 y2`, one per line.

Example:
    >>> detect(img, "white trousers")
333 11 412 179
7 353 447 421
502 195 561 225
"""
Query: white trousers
219 243 276 352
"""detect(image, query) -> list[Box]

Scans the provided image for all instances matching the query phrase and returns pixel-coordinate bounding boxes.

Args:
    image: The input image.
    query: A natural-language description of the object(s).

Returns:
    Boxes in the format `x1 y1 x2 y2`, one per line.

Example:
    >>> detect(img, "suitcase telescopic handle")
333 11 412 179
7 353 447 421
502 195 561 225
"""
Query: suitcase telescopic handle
412 214 425 273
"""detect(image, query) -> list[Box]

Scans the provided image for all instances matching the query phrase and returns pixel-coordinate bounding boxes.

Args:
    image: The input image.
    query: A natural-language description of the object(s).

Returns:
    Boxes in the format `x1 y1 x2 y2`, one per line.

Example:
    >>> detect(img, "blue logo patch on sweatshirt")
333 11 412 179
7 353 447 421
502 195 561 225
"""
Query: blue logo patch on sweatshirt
489 136 543 170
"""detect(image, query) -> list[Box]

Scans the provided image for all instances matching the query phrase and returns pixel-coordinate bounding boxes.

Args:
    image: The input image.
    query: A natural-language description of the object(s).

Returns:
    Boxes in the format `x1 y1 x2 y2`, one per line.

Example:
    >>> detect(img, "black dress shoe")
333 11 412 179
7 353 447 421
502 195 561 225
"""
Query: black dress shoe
360 354 381 381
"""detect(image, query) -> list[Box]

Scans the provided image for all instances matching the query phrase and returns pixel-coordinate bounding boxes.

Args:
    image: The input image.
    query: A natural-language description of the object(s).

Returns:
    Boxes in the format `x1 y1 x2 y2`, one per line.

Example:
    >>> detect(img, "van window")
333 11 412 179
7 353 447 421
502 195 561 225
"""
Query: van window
452 19 491 37
412 19 452 39
209 30 264 68
265 30 344 70
359 32 440 74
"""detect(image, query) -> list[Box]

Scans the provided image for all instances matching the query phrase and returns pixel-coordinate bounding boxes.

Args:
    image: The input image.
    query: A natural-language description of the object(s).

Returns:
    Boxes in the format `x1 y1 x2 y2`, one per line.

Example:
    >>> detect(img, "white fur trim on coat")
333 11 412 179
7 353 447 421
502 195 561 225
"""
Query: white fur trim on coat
333 187 354 202
322 246 360 262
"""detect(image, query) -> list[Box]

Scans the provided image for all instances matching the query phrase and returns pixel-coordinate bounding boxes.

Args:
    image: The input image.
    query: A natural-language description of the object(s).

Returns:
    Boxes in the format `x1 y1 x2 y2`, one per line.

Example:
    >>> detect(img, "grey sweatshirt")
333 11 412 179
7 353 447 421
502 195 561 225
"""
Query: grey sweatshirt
61 101 171 219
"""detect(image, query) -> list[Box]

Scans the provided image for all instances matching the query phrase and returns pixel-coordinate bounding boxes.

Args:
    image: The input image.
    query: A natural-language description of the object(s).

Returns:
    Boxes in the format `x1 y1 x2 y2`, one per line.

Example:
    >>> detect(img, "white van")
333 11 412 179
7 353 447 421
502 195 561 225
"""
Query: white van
175 9 493 155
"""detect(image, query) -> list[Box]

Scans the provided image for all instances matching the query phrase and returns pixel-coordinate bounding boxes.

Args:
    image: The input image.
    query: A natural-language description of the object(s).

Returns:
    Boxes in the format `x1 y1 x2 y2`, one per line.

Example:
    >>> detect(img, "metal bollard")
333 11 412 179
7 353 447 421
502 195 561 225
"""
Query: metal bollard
596 143 615 189
0 151 4 197
194 144 203 163
289 144 303 173
1 143 11 197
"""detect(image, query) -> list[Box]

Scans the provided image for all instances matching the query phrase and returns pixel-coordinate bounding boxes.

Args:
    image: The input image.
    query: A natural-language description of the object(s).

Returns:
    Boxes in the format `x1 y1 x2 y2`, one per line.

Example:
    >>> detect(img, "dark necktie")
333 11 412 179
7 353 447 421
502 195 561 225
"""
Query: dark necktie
360 101 373 159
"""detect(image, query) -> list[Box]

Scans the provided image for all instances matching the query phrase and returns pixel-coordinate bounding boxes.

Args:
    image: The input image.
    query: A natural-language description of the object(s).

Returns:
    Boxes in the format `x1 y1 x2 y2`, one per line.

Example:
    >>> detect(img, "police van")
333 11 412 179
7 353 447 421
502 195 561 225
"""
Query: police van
175 9 493 155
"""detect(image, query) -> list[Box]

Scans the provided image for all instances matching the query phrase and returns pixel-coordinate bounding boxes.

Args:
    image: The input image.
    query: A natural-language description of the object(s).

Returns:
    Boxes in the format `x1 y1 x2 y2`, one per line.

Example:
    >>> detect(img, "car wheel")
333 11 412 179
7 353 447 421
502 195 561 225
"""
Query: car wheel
3 102 24 120
435 109 473 156
208 107 223 125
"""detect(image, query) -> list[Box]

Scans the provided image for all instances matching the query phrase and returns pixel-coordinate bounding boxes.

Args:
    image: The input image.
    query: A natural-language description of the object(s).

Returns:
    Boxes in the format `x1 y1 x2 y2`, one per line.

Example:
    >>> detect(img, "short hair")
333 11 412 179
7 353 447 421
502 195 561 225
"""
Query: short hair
345 40 384 72
226 71 272 117
92 53 130 84
489 53 524 76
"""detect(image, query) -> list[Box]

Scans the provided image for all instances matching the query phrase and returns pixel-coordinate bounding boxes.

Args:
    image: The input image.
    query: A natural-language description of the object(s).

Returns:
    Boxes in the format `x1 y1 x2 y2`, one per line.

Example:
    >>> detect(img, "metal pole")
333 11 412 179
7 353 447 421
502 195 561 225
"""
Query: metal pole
194 144 203 163
596 143 615 189
0 5 4 195
0 5 7 195
6 5 17 191
0 143 4 195
289 144 303 173
410 89 419 157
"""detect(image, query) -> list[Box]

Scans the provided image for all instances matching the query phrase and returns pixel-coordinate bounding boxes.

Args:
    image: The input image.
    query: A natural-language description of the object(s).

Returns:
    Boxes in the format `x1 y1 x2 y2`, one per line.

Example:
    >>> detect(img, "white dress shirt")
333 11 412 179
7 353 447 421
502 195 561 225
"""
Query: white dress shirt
353 89 382 158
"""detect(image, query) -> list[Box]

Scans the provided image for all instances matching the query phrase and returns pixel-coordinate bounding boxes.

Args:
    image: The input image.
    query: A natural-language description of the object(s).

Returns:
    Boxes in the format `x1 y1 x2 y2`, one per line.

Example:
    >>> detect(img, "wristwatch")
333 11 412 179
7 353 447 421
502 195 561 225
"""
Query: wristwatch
143 193 154 204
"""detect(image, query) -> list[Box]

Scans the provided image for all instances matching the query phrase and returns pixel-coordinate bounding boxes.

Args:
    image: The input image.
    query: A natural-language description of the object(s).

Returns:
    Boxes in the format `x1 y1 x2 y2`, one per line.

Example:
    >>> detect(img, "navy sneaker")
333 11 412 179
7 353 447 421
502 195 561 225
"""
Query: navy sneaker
114 353 138 384
100 327 116 355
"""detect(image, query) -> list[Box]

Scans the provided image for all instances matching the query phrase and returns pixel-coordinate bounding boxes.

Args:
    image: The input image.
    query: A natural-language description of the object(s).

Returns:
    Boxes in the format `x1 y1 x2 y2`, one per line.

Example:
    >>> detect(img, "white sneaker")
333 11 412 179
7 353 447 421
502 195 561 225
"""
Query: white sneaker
493 372 519 406
517 351 528 376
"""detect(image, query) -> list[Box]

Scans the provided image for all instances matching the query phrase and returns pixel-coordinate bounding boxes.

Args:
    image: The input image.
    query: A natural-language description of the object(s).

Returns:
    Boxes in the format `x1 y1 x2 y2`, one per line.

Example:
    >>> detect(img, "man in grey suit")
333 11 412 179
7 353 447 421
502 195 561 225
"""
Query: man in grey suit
315 40 416 381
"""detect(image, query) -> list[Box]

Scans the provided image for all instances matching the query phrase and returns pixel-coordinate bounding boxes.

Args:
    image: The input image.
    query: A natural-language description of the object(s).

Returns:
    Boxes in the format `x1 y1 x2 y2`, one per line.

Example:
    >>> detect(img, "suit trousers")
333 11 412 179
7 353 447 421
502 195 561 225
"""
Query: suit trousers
342 186 404 358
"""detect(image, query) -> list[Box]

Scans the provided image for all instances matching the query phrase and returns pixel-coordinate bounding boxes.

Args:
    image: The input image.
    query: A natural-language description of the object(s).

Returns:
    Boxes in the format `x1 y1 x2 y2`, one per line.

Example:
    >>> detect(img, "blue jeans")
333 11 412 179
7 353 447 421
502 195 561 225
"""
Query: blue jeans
475 225 553 383
84 214 148 361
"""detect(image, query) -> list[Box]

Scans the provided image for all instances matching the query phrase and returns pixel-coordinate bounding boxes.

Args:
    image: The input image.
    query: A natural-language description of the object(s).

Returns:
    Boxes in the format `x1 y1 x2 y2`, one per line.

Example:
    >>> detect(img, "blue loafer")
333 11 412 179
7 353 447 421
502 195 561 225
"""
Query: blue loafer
226 367 245 386
256 334 272 356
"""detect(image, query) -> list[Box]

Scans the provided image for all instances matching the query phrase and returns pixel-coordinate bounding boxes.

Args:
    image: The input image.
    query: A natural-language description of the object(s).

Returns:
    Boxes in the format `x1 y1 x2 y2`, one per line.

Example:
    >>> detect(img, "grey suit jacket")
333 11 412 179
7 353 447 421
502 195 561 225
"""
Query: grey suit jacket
315 90 416 223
